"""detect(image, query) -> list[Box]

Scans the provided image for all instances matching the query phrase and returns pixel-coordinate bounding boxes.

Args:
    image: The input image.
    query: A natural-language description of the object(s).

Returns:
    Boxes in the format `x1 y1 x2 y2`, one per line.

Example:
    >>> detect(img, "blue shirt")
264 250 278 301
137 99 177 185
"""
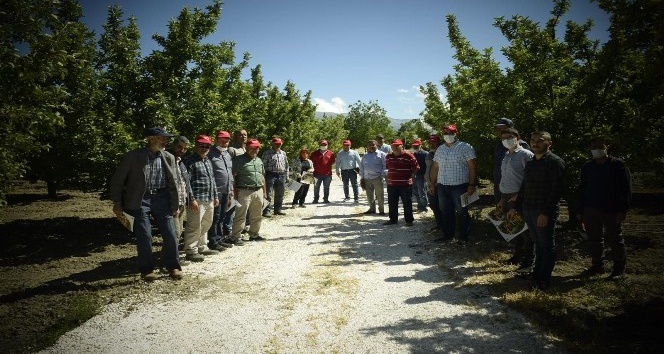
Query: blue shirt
499 146 534 194
360 150 387 179
209 146 234 194
335 149 361 173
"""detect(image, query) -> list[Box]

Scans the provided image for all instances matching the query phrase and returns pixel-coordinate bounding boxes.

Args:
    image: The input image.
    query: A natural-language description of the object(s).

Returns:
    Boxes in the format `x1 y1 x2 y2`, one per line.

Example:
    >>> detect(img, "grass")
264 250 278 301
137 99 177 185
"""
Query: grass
436 188 664 354
41 294 100 349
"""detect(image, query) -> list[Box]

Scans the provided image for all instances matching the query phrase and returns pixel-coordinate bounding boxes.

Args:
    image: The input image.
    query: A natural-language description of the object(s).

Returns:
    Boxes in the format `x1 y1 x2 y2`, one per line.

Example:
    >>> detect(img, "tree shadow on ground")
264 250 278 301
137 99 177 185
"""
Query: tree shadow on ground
0 217 134 267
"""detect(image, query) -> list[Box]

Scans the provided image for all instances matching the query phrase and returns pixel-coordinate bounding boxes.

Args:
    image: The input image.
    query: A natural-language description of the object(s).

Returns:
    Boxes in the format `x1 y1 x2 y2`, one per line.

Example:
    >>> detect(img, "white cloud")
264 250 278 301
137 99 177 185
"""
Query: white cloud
397 88 409 93
314 97 347 114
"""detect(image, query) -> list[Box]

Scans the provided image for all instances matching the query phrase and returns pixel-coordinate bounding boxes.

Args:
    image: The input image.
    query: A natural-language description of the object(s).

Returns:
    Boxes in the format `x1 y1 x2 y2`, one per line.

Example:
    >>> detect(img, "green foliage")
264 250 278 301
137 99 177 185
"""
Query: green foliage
343 100 395 148
396 119 430 148
315 114 348 151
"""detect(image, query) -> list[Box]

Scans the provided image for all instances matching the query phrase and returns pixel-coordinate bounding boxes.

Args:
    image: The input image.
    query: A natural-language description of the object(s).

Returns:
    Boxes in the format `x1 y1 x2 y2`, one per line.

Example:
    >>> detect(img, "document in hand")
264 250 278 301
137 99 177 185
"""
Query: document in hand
460 190 479 208
117 212 134 232
286 179 302 192
226 199 241 212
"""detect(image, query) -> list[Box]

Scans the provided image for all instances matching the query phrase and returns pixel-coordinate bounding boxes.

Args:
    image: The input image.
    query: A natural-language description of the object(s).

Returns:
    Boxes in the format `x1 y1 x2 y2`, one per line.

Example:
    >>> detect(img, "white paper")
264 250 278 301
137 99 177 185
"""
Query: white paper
486 214 528 242
226 199 241 212
287 179 302 192
460 190 479 207
118 212 134 232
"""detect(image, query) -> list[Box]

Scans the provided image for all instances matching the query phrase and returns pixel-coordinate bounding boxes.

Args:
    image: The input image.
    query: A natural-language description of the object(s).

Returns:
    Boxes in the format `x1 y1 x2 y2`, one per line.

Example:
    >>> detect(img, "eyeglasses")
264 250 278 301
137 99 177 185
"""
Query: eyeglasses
197 144 211 149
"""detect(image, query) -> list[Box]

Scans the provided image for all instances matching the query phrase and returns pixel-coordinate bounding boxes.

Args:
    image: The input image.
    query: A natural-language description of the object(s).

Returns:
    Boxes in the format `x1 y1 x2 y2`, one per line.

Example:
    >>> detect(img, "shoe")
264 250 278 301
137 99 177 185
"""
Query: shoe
607 270 625 279
201 249 221 256
229 237 245 246
169 269 183 280
516 263 532 273
343 197 351 201
186 253 204 262
456 239 467 247
502 256 521 265
250 235 266 241
291 203 297 207
383 220 398 225
141 271 159 282
274 211 286 215
299 204 306 208
220 239 234 248
378 212 386 215
241 227 248 234
405 221 414 227
262 212 272 218
531 281 549 291
211 243 228 251
583 265 605 276
354 199 359 204
312 200 319 204
323 200 331 203
363 210 376 214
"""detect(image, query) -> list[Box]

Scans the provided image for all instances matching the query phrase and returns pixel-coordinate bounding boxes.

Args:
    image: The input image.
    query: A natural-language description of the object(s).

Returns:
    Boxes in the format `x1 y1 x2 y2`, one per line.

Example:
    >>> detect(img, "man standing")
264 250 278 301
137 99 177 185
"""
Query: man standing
375 134 392 154
335 140 361 203
231 139 267 242
111 127 182 281
508 131 565 291
384 139 419 226
167 136 192 245
425 135 444 234
493 118 529 203
577 136 631 278
183 135 220 262
499 128 535 272
262 137 289 216
208 130 234 250
229 129 248 157
429 125 478 245
411 139 428 213
360 140 387 215
311 140 335 204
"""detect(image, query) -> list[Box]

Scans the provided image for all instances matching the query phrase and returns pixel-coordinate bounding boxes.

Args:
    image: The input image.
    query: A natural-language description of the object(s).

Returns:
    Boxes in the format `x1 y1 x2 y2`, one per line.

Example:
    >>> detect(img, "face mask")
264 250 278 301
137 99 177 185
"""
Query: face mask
591 149 607 159
319 146 328 151
443 134 456 144
502 138 518 149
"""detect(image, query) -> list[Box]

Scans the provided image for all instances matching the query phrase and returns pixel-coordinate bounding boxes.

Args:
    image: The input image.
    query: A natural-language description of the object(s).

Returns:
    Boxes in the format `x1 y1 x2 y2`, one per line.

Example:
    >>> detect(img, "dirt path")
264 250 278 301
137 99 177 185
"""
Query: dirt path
40 179 564 353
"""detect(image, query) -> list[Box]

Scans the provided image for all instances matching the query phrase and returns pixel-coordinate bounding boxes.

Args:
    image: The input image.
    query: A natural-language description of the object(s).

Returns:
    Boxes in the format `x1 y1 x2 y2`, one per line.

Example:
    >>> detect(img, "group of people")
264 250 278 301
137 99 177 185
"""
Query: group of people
111 121 631 289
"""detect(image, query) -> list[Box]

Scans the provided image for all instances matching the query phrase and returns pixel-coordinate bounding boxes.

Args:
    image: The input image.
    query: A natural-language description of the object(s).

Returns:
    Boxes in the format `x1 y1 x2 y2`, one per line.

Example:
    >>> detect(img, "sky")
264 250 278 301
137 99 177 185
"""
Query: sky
78 0 610 120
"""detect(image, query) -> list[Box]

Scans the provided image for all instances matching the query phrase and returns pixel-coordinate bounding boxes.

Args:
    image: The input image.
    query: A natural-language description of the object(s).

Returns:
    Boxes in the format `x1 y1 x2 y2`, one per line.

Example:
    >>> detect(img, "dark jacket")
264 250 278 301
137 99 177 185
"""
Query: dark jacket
577 156 632 214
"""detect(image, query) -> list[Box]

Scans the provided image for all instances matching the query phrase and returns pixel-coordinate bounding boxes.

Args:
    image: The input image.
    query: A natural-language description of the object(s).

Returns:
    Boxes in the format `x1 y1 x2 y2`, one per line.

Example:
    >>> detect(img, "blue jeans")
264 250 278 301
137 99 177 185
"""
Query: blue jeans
265 172 287 212
208 191 230 247
387 185 414 223
314 175 332 202
127 191 180 273
522 207 558 286
437 183 470 241
341 169 359 200
412 175 428 211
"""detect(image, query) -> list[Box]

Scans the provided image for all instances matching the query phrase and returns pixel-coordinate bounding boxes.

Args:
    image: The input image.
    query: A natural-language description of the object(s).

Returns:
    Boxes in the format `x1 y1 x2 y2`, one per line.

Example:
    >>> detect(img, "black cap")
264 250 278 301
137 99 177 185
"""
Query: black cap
494 118 513 127
144 127 175 137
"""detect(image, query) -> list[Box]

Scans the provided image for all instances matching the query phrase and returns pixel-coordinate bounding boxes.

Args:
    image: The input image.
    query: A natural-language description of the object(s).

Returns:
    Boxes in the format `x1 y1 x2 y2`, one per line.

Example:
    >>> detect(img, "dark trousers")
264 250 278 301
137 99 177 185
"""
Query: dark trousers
292 182 310 205
341 169 359 199
428 189 444 230
523 207 558 286
437 183 470 241
387 185 414 223
208 191 231 247
501 193 534 264
265 172 287 213
583 207 626 273
127 191 180 273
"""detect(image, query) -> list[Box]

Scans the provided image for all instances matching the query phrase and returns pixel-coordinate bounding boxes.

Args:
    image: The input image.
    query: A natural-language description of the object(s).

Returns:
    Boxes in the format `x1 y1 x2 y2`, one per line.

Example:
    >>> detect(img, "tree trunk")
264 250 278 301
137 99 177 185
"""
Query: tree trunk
47 180 58 199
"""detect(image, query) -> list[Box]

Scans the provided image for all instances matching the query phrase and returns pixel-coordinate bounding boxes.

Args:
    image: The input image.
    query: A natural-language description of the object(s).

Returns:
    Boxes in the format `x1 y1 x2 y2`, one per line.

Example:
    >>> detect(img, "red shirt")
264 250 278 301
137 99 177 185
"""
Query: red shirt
311 149 336 176
386 152 419 186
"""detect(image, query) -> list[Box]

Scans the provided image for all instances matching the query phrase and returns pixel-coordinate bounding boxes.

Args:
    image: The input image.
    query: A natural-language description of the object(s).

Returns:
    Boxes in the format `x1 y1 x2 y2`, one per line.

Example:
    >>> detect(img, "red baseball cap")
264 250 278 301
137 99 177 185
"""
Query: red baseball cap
247 139 261 148
411 139 422 146
216 130 231 139
196 134 213 145
272 137 283 144
342 140 351 146
391 139 403 146
443 124 458 134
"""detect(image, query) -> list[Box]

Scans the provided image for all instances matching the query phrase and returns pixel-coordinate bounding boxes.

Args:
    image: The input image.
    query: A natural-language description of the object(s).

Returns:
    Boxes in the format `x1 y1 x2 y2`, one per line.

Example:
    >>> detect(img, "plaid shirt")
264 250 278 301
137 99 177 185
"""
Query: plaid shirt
185 154 217 203
433 140 476 185
262 148 289 174
145 150 167 190
515 151 565 215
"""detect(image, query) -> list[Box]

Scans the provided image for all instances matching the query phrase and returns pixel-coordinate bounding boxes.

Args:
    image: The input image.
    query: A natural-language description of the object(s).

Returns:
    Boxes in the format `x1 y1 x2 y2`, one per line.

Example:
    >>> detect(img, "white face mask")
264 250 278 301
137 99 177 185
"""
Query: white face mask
502 138 518 149
319 146 328 151
591 149 607 159
443 134 456 144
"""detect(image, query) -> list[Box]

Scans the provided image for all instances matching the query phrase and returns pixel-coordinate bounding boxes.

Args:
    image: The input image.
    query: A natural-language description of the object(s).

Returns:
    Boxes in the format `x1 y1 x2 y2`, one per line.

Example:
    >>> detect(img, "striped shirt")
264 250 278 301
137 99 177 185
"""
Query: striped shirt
262 148 289 174
433 140 476 185
386 152 419 186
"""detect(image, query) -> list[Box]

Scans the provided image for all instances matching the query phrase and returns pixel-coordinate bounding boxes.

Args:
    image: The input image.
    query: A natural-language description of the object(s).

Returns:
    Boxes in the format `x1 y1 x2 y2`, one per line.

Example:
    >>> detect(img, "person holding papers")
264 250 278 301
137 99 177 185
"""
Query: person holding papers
290 148 314 208
428 124 478 246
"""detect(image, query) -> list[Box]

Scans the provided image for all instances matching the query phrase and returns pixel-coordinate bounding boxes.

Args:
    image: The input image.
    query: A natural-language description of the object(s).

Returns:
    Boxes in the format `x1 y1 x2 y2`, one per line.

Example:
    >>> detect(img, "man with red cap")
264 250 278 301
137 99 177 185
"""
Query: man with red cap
429 125 478 245
411 138 428 213
231 138 267 242
311 139 336 203
384 139 420 226
183 134 220 262
335 139 361 203
207 130 235 250
262 137 289 216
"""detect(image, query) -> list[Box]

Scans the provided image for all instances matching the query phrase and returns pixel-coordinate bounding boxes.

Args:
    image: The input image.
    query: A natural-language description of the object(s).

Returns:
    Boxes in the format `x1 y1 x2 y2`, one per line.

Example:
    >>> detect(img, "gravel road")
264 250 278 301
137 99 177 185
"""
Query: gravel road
41 179 564 354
